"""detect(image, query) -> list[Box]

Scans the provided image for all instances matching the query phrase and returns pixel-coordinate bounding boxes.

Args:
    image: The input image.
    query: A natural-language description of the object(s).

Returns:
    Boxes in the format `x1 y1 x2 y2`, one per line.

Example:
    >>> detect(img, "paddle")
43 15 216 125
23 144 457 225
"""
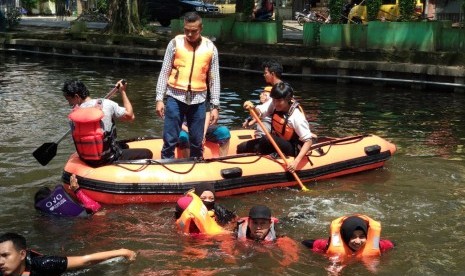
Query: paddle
32 81 124 166
247 107 309 192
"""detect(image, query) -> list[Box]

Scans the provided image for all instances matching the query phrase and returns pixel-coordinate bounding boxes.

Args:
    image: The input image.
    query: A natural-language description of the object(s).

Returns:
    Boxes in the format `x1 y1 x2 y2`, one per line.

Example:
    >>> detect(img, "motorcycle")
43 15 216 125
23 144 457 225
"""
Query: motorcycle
295 6 328 25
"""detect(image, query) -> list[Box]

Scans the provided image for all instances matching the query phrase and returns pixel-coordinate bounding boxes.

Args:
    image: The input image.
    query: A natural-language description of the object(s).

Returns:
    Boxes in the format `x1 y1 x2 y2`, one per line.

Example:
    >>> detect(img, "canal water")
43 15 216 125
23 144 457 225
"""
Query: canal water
1 55 464 275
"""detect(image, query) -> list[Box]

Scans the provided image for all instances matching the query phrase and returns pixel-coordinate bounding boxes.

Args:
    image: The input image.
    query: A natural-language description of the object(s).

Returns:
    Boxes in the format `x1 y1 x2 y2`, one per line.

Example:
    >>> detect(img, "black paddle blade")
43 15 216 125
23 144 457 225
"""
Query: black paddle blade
33 142 58 166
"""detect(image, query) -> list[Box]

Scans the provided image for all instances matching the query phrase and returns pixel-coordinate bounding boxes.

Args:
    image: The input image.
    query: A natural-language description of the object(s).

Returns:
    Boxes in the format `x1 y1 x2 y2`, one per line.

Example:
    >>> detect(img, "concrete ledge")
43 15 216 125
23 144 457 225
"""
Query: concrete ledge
2 33 465 91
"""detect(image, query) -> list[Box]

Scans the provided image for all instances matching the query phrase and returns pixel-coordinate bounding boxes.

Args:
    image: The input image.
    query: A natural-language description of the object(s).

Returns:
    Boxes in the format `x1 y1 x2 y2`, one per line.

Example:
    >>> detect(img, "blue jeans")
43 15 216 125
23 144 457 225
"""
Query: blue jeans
161 97 206 159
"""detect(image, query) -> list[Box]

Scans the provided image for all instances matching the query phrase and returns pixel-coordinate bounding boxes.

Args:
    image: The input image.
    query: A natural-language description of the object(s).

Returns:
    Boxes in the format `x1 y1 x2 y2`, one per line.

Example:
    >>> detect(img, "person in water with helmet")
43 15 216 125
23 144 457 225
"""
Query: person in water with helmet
227 205 299 266
34 174 101 217
237 82 313 173
0 232 137 276
63 79 153 167
302 215 394 255
236 205 277 242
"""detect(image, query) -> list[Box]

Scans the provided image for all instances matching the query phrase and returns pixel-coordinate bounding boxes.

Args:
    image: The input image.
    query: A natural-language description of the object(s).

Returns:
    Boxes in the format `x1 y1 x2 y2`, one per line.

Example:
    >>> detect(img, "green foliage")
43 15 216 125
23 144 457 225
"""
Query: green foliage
235 0 244 12
367 0 382 21
0 11 6 31
399 0 416 21
42 7 52 15
233 0 253 21
328 0 344 23
243 0 254 21
21 0 39 14
5 8 22 30
96 0 109 14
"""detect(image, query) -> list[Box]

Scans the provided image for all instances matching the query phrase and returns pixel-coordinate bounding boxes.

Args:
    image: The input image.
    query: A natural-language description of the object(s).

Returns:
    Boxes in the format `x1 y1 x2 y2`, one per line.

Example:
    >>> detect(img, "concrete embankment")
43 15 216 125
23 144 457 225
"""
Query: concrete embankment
1 17 464 92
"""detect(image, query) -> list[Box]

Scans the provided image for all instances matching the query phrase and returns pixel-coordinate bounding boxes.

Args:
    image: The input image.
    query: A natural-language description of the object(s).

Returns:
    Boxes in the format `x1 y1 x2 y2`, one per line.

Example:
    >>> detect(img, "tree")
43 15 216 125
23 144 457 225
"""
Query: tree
236 0 254 20
399 0 416 21
106 0 141 34
367 0 382 21
328 0 345 23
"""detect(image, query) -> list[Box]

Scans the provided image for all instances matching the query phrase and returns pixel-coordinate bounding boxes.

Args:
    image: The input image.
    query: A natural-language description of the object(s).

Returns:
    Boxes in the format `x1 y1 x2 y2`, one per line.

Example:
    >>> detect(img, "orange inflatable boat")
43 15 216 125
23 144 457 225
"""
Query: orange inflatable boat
61 129 396 204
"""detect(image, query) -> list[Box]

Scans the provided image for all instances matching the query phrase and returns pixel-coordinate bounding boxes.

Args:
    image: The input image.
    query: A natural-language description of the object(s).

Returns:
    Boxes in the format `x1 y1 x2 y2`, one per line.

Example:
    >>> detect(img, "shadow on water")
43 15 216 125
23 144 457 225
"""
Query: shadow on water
1 55 465 275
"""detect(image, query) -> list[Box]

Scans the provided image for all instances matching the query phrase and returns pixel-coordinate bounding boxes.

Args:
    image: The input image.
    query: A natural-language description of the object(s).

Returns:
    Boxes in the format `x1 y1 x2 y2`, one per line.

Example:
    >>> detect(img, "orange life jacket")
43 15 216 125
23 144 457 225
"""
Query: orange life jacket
168 35 214 92
176 191 227 235
236 217 278 242
271 101 302 141
68 100 117 165
326 214 382 258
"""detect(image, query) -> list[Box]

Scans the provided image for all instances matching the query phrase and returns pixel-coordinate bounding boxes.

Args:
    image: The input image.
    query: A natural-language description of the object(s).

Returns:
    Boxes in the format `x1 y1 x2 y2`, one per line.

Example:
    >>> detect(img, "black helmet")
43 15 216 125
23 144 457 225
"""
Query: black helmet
270 82 293 101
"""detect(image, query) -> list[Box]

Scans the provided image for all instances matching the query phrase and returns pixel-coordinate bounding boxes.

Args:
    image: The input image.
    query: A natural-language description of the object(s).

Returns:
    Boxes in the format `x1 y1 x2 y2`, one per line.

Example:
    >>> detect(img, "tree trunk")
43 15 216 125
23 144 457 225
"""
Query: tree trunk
107 0 140 34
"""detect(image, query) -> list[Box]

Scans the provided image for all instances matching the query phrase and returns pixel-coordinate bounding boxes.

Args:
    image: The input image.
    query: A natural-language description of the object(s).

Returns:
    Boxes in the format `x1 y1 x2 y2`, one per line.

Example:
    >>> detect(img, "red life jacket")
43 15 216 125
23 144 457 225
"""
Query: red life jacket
68 100 117 166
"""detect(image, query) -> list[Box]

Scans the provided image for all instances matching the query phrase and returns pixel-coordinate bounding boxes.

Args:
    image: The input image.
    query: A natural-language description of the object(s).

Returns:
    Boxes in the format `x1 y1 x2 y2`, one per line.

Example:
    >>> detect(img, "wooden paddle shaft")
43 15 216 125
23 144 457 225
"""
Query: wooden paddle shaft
248 107 309 191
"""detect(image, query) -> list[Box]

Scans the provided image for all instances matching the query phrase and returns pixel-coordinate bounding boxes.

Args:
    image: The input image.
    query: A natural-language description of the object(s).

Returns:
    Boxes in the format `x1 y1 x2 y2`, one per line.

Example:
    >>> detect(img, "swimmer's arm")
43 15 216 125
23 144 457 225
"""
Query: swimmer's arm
75 190 101 213
66 249 137 269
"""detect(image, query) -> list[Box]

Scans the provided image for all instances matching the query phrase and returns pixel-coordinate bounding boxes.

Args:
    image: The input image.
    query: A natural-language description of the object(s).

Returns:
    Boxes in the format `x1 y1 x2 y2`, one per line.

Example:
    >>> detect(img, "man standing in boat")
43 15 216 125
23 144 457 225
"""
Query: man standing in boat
63 79 153 167
237 82 313 173
155 11 221 159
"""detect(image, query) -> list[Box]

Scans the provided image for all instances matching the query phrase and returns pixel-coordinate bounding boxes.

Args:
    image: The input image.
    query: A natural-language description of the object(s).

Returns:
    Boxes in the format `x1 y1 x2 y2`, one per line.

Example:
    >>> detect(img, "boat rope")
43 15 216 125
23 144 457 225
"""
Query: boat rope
115 159 198 174
112 153 264 173
114 162 151 172
214 155 262 164
307 135 366 157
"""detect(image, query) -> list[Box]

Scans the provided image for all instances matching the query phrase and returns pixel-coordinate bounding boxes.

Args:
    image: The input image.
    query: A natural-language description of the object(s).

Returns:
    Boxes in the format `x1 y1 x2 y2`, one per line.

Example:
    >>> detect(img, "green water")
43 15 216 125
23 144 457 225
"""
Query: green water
0 55 464 275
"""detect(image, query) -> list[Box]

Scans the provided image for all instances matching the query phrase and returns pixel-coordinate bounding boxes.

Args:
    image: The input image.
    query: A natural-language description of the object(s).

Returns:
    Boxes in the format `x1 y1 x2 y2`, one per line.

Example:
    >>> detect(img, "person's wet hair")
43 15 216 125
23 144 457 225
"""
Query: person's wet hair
0 232 27 251
34 186 52 208
62 80 89 99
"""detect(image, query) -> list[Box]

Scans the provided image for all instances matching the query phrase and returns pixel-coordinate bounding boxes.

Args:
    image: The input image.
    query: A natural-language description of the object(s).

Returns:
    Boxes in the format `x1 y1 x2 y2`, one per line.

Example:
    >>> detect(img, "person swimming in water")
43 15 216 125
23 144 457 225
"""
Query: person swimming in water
0 232 136 276
34 174 101 217
302 214 395 273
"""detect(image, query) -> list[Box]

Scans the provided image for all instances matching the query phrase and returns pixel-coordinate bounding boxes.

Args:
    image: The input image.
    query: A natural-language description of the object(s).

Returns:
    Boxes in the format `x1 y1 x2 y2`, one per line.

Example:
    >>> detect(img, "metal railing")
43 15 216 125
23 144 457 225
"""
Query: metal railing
436 12 464 23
